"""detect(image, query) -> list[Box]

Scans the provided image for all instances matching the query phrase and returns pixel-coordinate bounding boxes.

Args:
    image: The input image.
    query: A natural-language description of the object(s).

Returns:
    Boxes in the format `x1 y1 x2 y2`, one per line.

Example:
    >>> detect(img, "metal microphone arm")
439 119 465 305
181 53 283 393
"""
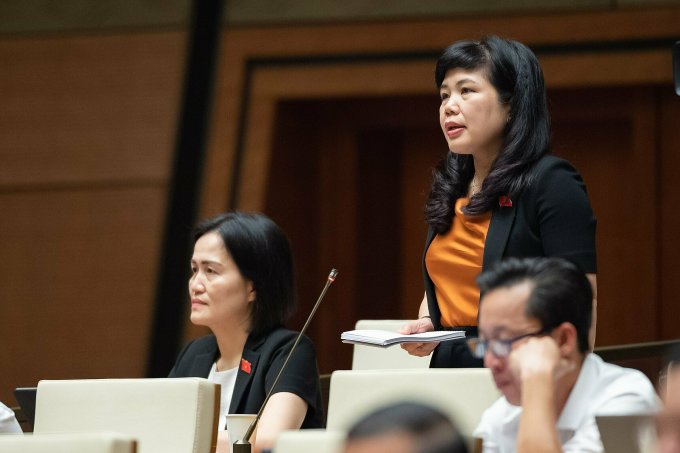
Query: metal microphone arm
233 268 338 453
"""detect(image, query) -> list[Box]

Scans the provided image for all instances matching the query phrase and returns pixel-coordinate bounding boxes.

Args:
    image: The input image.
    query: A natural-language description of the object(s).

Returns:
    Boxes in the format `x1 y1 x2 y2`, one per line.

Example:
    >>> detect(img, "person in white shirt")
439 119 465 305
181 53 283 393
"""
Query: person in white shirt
471 257 659 453
0 402 22 434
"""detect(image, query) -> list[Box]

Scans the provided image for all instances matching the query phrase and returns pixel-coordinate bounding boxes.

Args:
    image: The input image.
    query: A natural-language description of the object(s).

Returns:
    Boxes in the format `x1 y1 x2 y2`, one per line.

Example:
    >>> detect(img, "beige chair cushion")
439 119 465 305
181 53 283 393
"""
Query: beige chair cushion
34 378 218 453
273 429 345 453
351 320 431 370
326 368 500 437
0 432 137 453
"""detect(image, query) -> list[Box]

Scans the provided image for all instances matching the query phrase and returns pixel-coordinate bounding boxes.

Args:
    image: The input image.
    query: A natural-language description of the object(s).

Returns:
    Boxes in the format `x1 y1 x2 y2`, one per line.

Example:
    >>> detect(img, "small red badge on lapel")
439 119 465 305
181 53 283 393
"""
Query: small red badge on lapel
498 195 513 207
240 358 252 374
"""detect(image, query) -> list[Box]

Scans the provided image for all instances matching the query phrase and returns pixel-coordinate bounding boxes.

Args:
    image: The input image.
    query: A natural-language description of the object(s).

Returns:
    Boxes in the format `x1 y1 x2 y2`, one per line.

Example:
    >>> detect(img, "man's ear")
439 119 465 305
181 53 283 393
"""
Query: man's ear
555 322 578 356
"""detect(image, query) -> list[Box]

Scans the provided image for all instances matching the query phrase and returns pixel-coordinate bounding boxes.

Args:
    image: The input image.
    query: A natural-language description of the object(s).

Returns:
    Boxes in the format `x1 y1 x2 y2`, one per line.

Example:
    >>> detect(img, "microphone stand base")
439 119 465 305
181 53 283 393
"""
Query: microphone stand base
232 441 251 453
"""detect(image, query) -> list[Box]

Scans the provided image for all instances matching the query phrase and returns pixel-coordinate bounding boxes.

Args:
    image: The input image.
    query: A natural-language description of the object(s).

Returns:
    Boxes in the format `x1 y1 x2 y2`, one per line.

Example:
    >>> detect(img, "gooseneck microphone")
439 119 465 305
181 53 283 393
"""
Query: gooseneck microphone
233 268 339 453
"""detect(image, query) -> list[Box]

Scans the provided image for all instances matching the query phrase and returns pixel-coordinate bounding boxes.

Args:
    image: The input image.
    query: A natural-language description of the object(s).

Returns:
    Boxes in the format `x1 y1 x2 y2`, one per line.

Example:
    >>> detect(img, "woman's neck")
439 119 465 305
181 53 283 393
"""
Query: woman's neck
212 325 249 371
469 154 495 196
472 153 495 182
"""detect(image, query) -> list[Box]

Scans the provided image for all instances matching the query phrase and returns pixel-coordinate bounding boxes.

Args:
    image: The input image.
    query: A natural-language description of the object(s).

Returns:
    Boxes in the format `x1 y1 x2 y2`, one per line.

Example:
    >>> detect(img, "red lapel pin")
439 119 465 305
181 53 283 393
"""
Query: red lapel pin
498 195 513 207
240 358 252 374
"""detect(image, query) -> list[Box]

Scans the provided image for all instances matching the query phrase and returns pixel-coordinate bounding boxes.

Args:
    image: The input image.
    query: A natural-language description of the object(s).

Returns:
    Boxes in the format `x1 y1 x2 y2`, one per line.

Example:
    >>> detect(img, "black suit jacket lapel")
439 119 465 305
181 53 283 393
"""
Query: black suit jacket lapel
188 336 219 377
229 334 264 413
483 203 517 270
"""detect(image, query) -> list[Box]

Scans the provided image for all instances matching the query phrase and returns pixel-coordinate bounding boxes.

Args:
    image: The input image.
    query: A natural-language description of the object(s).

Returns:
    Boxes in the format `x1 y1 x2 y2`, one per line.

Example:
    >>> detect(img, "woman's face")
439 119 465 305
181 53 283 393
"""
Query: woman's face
188 231 255 331
438 67 510 160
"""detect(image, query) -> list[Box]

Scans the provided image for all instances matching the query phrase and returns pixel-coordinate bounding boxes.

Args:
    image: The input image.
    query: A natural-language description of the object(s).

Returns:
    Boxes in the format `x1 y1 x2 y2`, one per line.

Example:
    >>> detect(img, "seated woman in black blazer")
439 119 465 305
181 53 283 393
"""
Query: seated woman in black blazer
169 211 323 453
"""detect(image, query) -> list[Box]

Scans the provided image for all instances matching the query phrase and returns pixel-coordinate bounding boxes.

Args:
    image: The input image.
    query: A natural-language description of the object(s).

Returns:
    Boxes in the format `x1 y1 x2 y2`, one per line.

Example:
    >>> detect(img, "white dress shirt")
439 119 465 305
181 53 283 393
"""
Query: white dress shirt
474 353 660 452
0 402 22 434
208 362 239 431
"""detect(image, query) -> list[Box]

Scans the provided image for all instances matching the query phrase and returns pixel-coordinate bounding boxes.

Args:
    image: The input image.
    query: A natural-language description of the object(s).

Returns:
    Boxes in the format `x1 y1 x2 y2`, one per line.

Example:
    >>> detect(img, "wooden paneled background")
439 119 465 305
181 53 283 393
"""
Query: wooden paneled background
1 4 679 407
0 31 186 405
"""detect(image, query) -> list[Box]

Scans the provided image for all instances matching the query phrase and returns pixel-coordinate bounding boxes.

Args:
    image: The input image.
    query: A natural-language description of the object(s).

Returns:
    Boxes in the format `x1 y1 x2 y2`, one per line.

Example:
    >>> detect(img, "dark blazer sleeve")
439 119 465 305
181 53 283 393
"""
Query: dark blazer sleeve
422 155 597 330
504 155 597 273
168 331 324 429
230 329 325 429
264 334 320 409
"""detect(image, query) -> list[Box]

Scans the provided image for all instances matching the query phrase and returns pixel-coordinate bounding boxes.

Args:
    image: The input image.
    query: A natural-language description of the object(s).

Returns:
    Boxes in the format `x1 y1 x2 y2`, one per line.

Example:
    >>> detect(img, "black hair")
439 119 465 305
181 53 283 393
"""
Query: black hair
476 257 592 353
426 35 550 233
346 401 468 453
192 211 296 337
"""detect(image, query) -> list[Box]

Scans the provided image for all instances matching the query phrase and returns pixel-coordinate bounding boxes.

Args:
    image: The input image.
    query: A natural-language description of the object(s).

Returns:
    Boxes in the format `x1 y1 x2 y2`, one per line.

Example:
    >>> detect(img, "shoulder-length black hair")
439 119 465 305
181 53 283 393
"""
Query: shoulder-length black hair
426 35 550 233
192 211 297 338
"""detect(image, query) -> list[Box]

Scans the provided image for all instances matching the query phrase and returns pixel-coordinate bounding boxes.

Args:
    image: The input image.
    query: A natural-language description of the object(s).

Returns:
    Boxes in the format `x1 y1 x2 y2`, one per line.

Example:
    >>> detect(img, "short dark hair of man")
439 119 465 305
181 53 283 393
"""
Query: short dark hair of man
476 257 592 353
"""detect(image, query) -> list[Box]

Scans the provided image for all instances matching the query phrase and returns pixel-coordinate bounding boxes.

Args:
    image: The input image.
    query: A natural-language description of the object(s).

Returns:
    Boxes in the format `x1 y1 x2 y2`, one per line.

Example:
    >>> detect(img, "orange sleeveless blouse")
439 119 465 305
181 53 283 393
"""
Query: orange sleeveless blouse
425 197 491 327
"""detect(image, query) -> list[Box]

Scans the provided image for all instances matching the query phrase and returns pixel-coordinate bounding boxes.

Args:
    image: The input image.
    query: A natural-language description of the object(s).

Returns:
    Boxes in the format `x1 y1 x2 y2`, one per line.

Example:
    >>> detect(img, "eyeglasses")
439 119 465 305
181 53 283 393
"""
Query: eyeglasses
466 328 550 359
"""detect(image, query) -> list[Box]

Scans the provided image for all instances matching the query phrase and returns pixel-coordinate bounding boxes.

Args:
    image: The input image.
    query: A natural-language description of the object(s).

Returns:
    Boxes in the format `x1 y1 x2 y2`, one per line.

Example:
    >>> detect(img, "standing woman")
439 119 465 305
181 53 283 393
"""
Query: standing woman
401 36 597 368
169 212 324 452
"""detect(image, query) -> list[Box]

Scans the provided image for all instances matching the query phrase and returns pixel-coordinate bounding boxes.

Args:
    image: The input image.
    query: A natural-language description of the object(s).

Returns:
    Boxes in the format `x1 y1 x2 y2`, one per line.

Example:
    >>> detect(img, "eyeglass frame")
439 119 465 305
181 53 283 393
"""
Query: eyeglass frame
466 326 554 359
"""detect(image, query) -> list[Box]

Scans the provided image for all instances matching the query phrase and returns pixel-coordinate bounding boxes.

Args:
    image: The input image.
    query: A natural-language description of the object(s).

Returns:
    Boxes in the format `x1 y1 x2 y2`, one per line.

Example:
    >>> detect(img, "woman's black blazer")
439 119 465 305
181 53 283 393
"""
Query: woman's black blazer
168 327 324 429
423 154 597 330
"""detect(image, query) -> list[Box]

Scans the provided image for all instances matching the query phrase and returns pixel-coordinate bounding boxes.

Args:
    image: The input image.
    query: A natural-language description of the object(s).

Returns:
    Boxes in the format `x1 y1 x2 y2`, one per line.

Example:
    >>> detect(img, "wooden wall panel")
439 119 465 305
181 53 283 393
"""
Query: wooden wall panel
0 30 184 406
659 90 680 341
203 6 680 215
262 99 442 372
539 50 672 88
551 88 659 345
312 119 360 372
0 32 184 187
356 130 403 320
400 129 447 318
0 187 165 391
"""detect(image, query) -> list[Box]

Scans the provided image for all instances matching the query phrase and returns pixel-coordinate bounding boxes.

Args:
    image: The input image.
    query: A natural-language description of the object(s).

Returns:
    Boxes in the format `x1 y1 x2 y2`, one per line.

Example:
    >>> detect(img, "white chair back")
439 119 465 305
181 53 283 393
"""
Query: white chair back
33 378 219 453
351 320 431 370
326 368 500 438
273 429 345 453
0 432 137 453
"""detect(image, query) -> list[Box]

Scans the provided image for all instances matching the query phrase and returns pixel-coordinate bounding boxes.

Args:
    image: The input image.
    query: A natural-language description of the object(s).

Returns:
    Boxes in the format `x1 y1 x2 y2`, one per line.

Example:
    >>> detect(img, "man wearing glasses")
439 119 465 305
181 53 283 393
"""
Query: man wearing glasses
472 257 658 452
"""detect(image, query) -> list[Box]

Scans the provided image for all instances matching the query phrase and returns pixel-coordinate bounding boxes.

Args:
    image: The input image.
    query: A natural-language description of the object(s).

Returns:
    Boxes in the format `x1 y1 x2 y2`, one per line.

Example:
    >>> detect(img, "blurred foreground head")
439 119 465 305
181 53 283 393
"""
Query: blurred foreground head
343 401 468 453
